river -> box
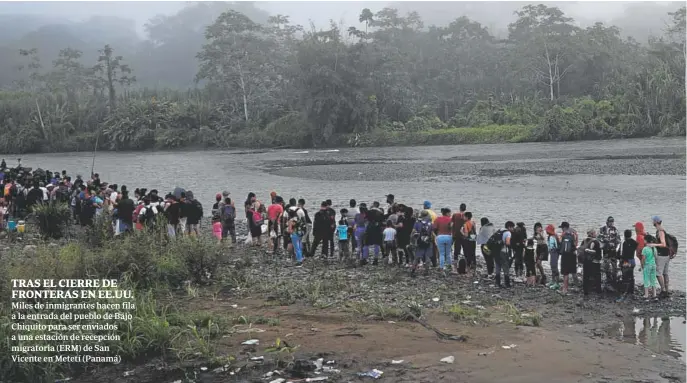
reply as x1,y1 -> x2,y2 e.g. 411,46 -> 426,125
8,137 -> 686,290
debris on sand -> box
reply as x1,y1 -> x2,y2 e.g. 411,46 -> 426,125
391,359 -> 404,364
502,344 -> 517,350
242,339 -> 259,345
358,369 -> 384,379
440,356 -> 455,364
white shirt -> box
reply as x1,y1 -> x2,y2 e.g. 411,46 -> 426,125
383,227 -> 397,242
39,187 -> 48,201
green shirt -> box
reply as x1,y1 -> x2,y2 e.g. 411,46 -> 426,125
642,246 -> 656,265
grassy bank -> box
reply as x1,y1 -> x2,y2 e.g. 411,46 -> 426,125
0,221 -> 231,383
350,124 -> 536,147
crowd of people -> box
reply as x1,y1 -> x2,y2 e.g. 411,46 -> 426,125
0,160 -> 679,302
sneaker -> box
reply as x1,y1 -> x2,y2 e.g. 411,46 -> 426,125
295,262 -> 303,268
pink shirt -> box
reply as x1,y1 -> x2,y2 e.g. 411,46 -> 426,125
267,204 -> 284,221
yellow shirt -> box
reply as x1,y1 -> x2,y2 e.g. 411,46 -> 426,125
424,209 -> 437,223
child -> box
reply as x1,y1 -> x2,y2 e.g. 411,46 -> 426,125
383,220 -> 398,264
337,214 -> 350,259
524,238 -> 536,286
618,229 -> 637,301
640,234 -> 658,300
212,214 -> 222,243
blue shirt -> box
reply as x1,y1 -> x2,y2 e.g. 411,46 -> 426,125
337,224 -> 348,240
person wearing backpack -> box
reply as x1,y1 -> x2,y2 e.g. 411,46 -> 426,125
220,197 -> 237,244
476,217 -> 496,277
581,228 -> 602,297
618,229 -> 637,302
411,210 -> 434,277
646,216 -> 676,298
511,222 -> 527,281
185,191 -> 203,236
598,216 -> 621,289
245,193 -> 263,246
558,221 -> 578,295
287,208 -> 305,267
491,221 -> 515,288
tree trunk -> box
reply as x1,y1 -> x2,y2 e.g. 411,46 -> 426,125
545,44 -> 554,102
236,60 -> 249,122
106,58 -> 116,110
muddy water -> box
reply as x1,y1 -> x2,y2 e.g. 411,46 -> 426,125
605,316 -> 686,361
12,137 -> 686,289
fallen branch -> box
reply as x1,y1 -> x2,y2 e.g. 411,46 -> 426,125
408,312 -> 468,342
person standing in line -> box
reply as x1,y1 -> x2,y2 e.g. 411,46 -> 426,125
640,234 -> 659,300
476,217 -> 496,278
461,212 -> 477,274
451,203 -> 466,259
546,224 -> 561,289
533,223 -> 548,286
646,216 -> 673,298
434,208 -> 455,273
558,221 -> 578,295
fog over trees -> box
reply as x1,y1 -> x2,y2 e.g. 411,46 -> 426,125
0,1 -> 684,153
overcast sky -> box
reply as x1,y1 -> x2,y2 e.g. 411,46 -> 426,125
0,1 -> 680,36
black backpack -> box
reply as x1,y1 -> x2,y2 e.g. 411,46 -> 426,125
664,232 -> 678,257
222,205 -> 235,224
560,231 -> 576,254
487,230 -> 506,254
417,220 -> 433,249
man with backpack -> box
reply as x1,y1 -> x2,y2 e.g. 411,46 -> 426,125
411,210 -> 434,276
220,197 -> 237,244
184,191 -> 203,236
598,216 -> 621,289
487,221 -> 515,288
646,216 -> 677,298
558,221 -> 578,295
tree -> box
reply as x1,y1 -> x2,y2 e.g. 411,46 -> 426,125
508,5 -> 580,101
196,11 -> 277,124
93,45 -> 135,110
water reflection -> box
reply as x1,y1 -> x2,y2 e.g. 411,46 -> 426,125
606,316 -> 685,360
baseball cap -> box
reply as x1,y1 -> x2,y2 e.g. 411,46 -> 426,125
222,190 -> 229,197
651,216 -> 662,223
423,200 -> 431,209
559,221 -> 570,229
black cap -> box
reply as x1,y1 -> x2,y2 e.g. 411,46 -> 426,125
607,216 -> 614,222
321,201 -> 328,207
559,221 -> 570,229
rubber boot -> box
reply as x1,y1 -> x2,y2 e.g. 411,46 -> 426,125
495,274 -> 502,288
505,275 -> 512,288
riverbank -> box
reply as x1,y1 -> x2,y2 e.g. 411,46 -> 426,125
2,223 -> 685,383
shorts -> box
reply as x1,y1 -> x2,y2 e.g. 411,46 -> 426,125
655,256 -> 670,276
385,241 -> 397,251
561,252 -> 577,275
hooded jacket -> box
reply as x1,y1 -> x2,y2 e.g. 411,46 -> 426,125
634,222 -> 646,257
476,222 -> 496,245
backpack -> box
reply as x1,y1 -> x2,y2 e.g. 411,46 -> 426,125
664,232 -> 678,257
487,230 -> 506,254
222,205 -> 235,224
251,210 -> 264,226
417,221 -> 432,249
560,231 -> 576,254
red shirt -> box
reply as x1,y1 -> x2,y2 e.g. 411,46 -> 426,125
435,215 -> 452,235
267,204 -> 284,222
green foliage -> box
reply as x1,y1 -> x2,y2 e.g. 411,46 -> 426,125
0,5 -> 684,153
31,202 -> 72,239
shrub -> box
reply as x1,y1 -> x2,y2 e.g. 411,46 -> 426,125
31,202 -> 72,239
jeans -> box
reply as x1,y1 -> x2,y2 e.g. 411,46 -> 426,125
292,233 -> 303,262
437,235 -> 453,269
355,227 -> 366,258
363,244 -> 380,260
463,239 -> 477,270
222,222 -> 237,243
549,250 -> 560,281
494,249 -> 511,277
583,260 -> 602,295
481,245 -> 494,275
512,245 -> 524,276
